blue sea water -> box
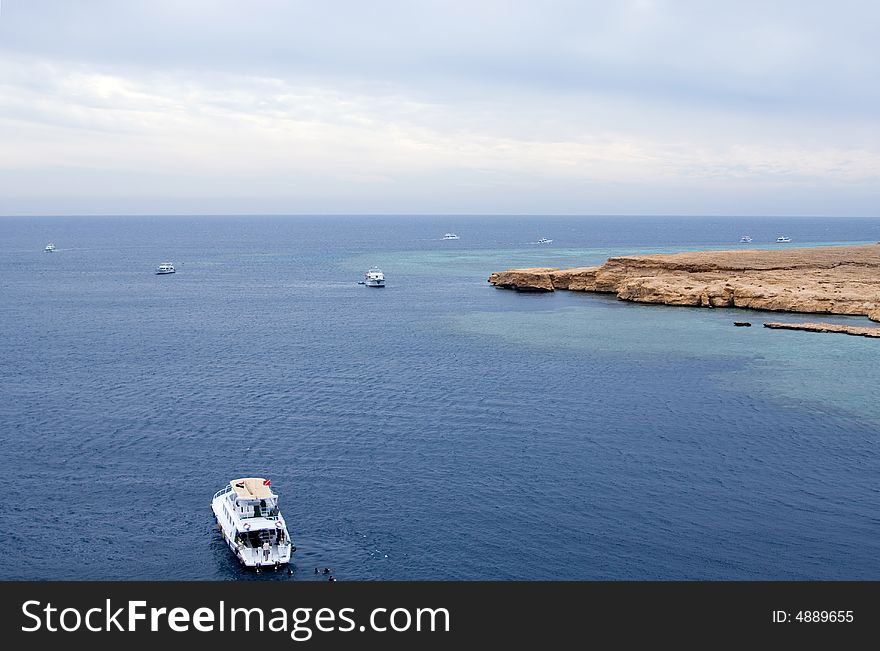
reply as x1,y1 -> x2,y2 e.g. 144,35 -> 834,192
0,214 -> 878,581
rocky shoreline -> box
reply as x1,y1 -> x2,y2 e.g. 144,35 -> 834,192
763,322 -> 880,338
489,244 -> 880,323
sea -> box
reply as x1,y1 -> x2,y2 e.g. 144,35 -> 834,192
1,214 -> 878,581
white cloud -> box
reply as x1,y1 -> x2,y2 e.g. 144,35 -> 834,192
1,1 -> 879,214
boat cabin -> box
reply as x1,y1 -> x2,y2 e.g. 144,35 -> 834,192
235,526 -> 288,549
228,477 -> 281,520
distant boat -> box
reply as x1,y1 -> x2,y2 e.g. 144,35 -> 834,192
156,262 -> 175,274
364,266 -> 385,287
739,236 -> 752,243
44,243 -> 56,252
442,233 -> 459,240
537,238 -> 553,244
776,236 -> 791,243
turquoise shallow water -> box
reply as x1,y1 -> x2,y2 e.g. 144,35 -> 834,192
346,239 -> 877,278
0,214 -> 878,580
451,300 -> 880,426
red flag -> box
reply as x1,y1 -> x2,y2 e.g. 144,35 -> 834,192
263,479 -> 271,486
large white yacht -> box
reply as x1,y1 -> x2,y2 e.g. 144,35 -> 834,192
537,237 -> 553,244
442,233 -> 459,240
776,236 -> 791,243
44,243 -> 56,252
364,266 -> 386,287
739,236 -> 752,243
156,262 -> 175,274
212,477 -> 295,569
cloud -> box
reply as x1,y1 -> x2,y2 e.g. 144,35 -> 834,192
0,0 -> 878,215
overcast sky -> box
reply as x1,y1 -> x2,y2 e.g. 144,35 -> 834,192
1,0 -> 878,216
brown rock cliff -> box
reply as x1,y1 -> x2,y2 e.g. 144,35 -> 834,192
489,244 -> 880,319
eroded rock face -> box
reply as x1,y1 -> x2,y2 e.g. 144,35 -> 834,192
551,267 -> 600,291
489,244 -> 880,318
487,268 -> 557,291
486,266 -> 601,292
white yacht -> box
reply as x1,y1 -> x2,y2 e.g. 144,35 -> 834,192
739,236 -> 752,243
364,266 -> 385,287
442,233 -> 460,240
537,238 -> 553,244
44,243 -> 56,252
776,236 -> 791,243
156,262 -> 175,274
212,477 -> 295,569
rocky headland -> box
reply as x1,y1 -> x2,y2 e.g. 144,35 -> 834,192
488,244 -> 880,322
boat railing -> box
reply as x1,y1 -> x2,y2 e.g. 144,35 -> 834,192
240,512 -> 281,521
212,485 -> 233,500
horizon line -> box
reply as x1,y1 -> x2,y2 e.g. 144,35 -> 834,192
2,212 -> 878,219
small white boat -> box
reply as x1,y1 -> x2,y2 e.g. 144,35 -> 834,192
212,478 -> 295,569
442,233 -> 460,240
537,238 -> 553,244
739,236 -> 752,243
364,266 -> 385,287
156,262 -> 175,274
44,243 -> 56,252
776,236 -> 791,243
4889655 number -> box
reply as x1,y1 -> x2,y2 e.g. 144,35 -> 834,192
795,610 -> 853,623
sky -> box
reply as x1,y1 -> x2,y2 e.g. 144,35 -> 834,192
0,0 -> 878,216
